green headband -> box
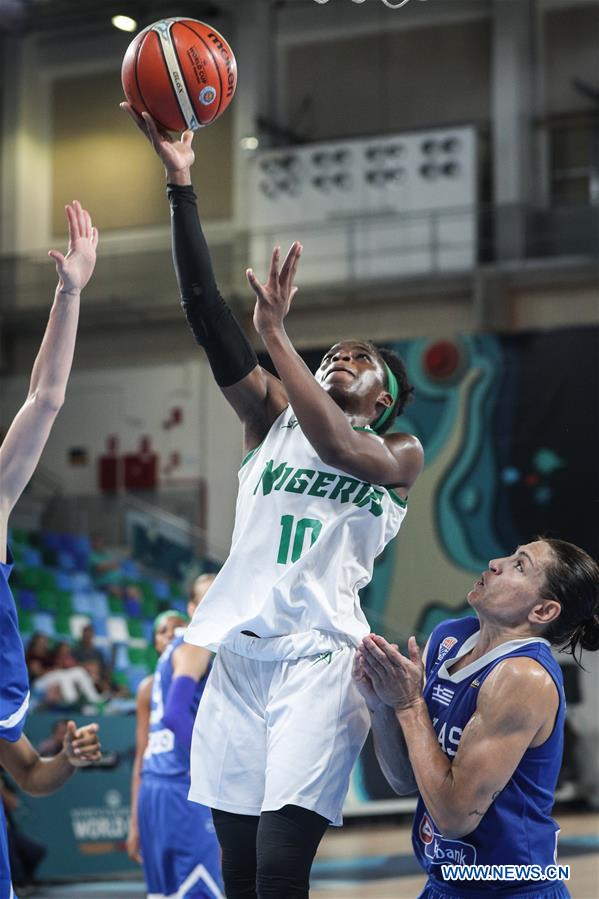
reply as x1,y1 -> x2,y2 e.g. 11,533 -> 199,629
153,609 -> 189,634
372,362 -> 399,433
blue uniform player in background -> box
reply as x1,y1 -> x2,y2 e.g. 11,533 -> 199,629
355,538 -> 599,898
128,576 -> 223,899
0,202 -> 102,899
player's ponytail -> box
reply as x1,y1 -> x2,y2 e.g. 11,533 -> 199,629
540,537 -> 599,666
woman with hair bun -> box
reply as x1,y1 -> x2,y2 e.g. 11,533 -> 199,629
356,537 -> 599,898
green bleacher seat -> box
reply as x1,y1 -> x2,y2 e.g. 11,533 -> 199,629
108,595 -> 124,615
56,591 -> 73,617
10,529 -> 29,546
37,590 -> 60,613
128,647 -> 148,666
55,613 -> 71,637
128,620 -> 144,639
17,610 -> 33,635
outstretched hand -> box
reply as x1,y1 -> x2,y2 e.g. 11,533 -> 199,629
120,102 -> 194,178
48,201 -> 98,294
62,720 -> 102,767
360,634 -> 425,710
247,242 -> 302,337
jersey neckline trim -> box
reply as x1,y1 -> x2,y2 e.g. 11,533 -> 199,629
438,631 -> 552,683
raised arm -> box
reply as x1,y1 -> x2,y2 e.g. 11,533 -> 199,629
248,248 -> 423,485
361,635 -> 559,839
0,202 -> 98,555
127,674 -> 152,863
0,721 -> 101,796
120,104 -> 288,453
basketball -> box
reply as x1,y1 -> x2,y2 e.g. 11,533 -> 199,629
121,18 -> 237,132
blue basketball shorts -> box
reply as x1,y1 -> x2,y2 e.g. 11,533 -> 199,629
138,776 -> 224,898
419,877 -> 571,899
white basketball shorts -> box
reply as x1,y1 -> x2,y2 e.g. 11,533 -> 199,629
188,634 -> 370,826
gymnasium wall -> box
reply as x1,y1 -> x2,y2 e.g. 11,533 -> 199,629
51,70 -> 233,235
285,20 -> 492,139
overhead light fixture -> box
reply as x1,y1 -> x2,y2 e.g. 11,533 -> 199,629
240,136 -> 259,151
112,14 -> 138,33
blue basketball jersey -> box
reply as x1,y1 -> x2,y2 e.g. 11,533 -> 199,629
1,548 -> 30,899
142,633 -> 210,783
412,617 -> 566,892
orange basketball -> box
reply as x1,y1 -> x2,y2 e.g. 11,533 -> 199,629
121,18 -> 237,132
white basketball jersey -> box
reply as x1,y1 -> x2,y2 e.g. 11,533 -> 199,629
185,406 -> 407,656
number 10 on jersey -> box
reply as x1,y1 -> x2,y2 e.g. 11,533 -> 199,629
277,515 -> 323,564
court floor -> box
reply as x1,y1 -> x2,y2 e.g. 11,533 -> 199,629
32,809 -> 598,899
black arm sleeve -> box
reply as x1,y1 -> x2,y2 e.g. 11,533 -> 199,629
167,183 -> 258,388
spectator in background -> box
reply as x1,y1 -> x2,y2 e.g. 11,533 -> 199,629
72,624 -> 109,680
89,533 -> 121,587
24,634 -> 53,682
36,720 -> 69,758
32,642 -> 107,709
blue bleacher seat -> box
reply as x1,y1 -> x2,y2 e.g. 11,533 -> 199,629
120,559 -> 140,578
55,571 -> 74,591
88,591 -> 109,618
151,579 -> 170,600
91,616 -> 109,638
57,550 -> 77,571
124,598 -> 142,619
23,547 -> 42,567
72,592 -> 94,615
41,532 -> 62,551
18,589 -> 38,612
113,644 -> 130,671
71,572 -> 93,591
31,612 -> 56,637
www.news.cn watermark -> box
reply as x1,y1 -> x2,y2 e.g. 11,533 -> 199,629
313,0 -> 428,10
441,864 -> 570,882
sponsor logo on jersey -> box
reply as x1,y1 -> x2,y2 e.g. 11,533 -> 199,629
280,416 -> 300,429
419,812 -> 434,845
470,678 -> 481,688
437,636 -> 458,661
431,683 -> 455,706
253,457 -> 387,517
423,830 -> 477,866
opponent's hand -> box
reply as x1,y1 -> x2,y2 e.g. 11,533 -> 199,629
48,201 -> 98,294
352,648 -> 386,713
62,720 -> 102,767
247,242 -> 302,337
120,102 -> 194,177
360,634 -> 424,711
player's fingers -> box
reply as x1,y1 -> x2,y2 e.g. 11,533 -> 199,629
279,242 -> 299,285
267,246 -> 280,288
120,102 -> 148,136
408,636 -> 422,667
48,250 -> 65,267
73,200 -> 87,237
91,226 -> 99,249
372,634 -> 406,667
363,635 -> 395,670
287,243 -> 302,285
65,203 -> 79,241
181,130 -> 194,146
289,286 -> 299,305
246,268 -> 263,295
142,111 -> 167,149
